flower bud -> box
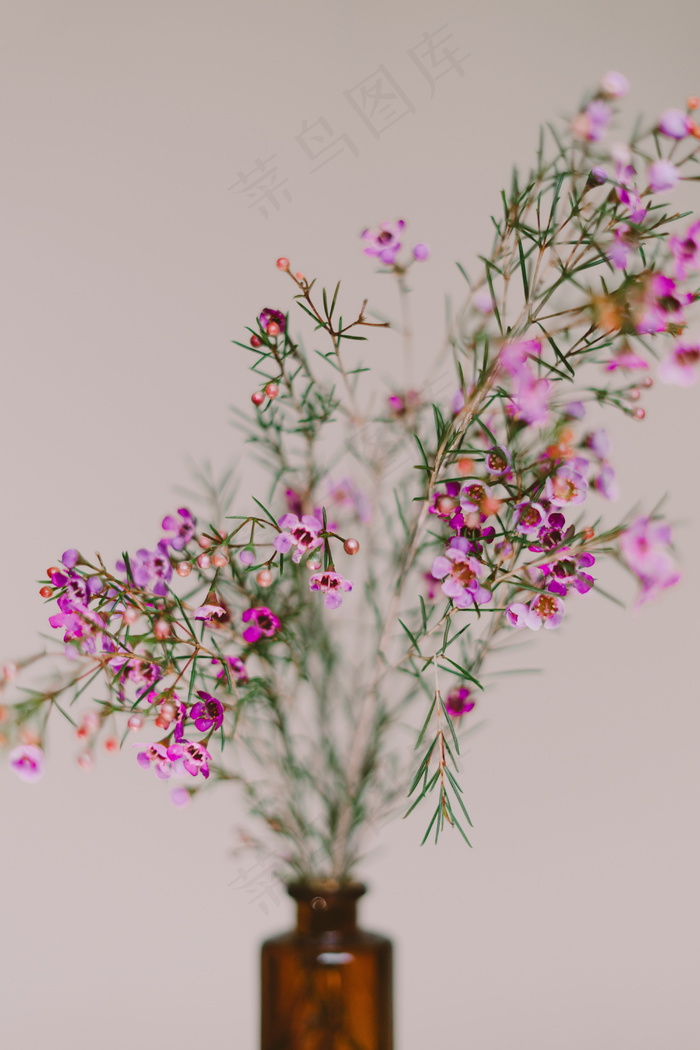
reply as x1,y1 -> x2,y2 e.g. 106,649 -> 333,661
250,334 -> 262,348
343,538 -> 360,555
251,391 -> 265,406
307,559 -> 321,572
153,619 -> 170,640
265,382 -> 279,399
122,607 -> 139,625
435,495 -> 458,516
39,586 -> 53,598
642,377 -> 653,388
266,321 -> 281,337
627,388 -> 641,401
104,737 -> 119,753
127,715 -> 144,731
276,257 -> 290,271
176,561 -> 192,577
77,752 -> 93,771
197,553 -> 211,569
582,528 -> 595,541
687,96 -> 700,111
632,407 -> 646,420
256,569 -> 273,588
295,272 -> 305,282
197,535 -> 212,549
457,457 -> 474,476
46,566 -> 60,577
212,550 -> 229,568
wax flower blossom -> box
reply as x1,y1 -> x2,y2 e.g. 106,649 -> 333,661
258,308 -> 286,334
506,592 -> 566,631
360,220 -> 405,265
619,517 -> 681,607
545,466 -> 589,507
648,160 -> 680,193
241,607 -> 281,644
658,109 -> 691,139
135,743 -> 173,780
161,508 -> 196,551
116,542 -> 172,597
167,741 -> 212,779
658,343 -> 700,386
633,273 -> 693,335
431,538 -> 491,609
190,692 -> 225,732
309,571 -> 353,609
444,687 -> 475,718
9,744 -> 45,782
668,220 -> 700,280
273,514 -> 324,562
212,656 -> 248,684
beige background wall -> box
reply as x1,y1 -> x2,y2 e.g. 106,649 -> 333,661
2,1 -> 699,1047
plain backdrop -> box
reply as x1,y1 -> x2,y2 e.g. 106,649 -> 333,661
2,2 -> 699,1048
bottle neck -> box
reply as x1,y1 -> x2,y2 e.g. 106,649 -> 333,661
288,881 -> 366,936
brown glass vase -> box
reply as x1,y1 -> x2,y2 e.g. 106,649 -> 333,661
260,881 -> 393,1050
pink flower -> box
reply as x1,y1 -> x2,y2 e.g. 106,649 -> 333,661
620,517 -> 681,607
545,466 -> 589,507
274,514 -> 324,563
361,220 -> 405,265
161,508 -> 196,551
444,687 -> 475,718
9,744 -> 45,783
485,446 -> 511,476
506,592 -> 565,631
258,308 -> 286,334
607,224 -> 633,270
600,71 -> 629,99
669,220 -> 700,280
212,656 -> 248,685
658,343 -> 700,387
431,538 -> 491,609
635,273 -> 692,335
242,607 -> 281,644
135,743 -> 173,780
648,160 -> 680,193
572,100 -> 611,142
658,109 -> 690,139
498,339 -> 542,377
167,740 -> 212,779
604,346 -> 648,372
514,502 -> 547,539
309,570 -> 353,609
508,365 -> 551,426
194,602 -> 228,622
413,243 -> 430,261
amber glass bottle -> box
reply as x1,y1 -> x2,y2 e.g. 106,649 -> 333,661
260,881 -> 393,1050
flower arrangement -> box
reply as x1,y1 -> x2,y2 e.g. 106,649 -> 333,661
3,74 -> 698,883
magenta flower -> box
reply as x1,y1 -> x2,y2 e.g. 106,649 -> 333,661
194,601 -> 228,622
116,541 -> 172,597
607,223 -> 633,270
361,220 -> 405,265
431,538 -> 491,609
167,740 -> 212,779
669,220 -> 700,280
590,166 -> 608,184
619,517 -> 681,607
135,743 -> 173,780
9,744 -> 45,783
658,109 -> 690,139
309,570 -> 353,609
514,502 -> 547,539
49,606 -> 106,655
614,150 -> 647,224
528,510 -> 567,553
258,308 -> 286,334
507,364 -> 551,426
161,508 -> 196,551
413,243 -> 430,261
325,477 -> 372,524
485,446 -> 511,476
242,606 -> 281,643
498,338 -> 541,377
506,593 -> 565,631
212,656 -> 248,684
593,464 -> 619,501
648,160 -> 680,193
444,687 -> 475,718
635,273 -> 692,335
658,343 -> 700,387
190,692 -> 224,732
544,552 -> 596,596
545,466 -> 589,507
572,100 -> 611,142
600,71 -> 629,99
604,346 -> 649,372
274,513 -> 324,563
